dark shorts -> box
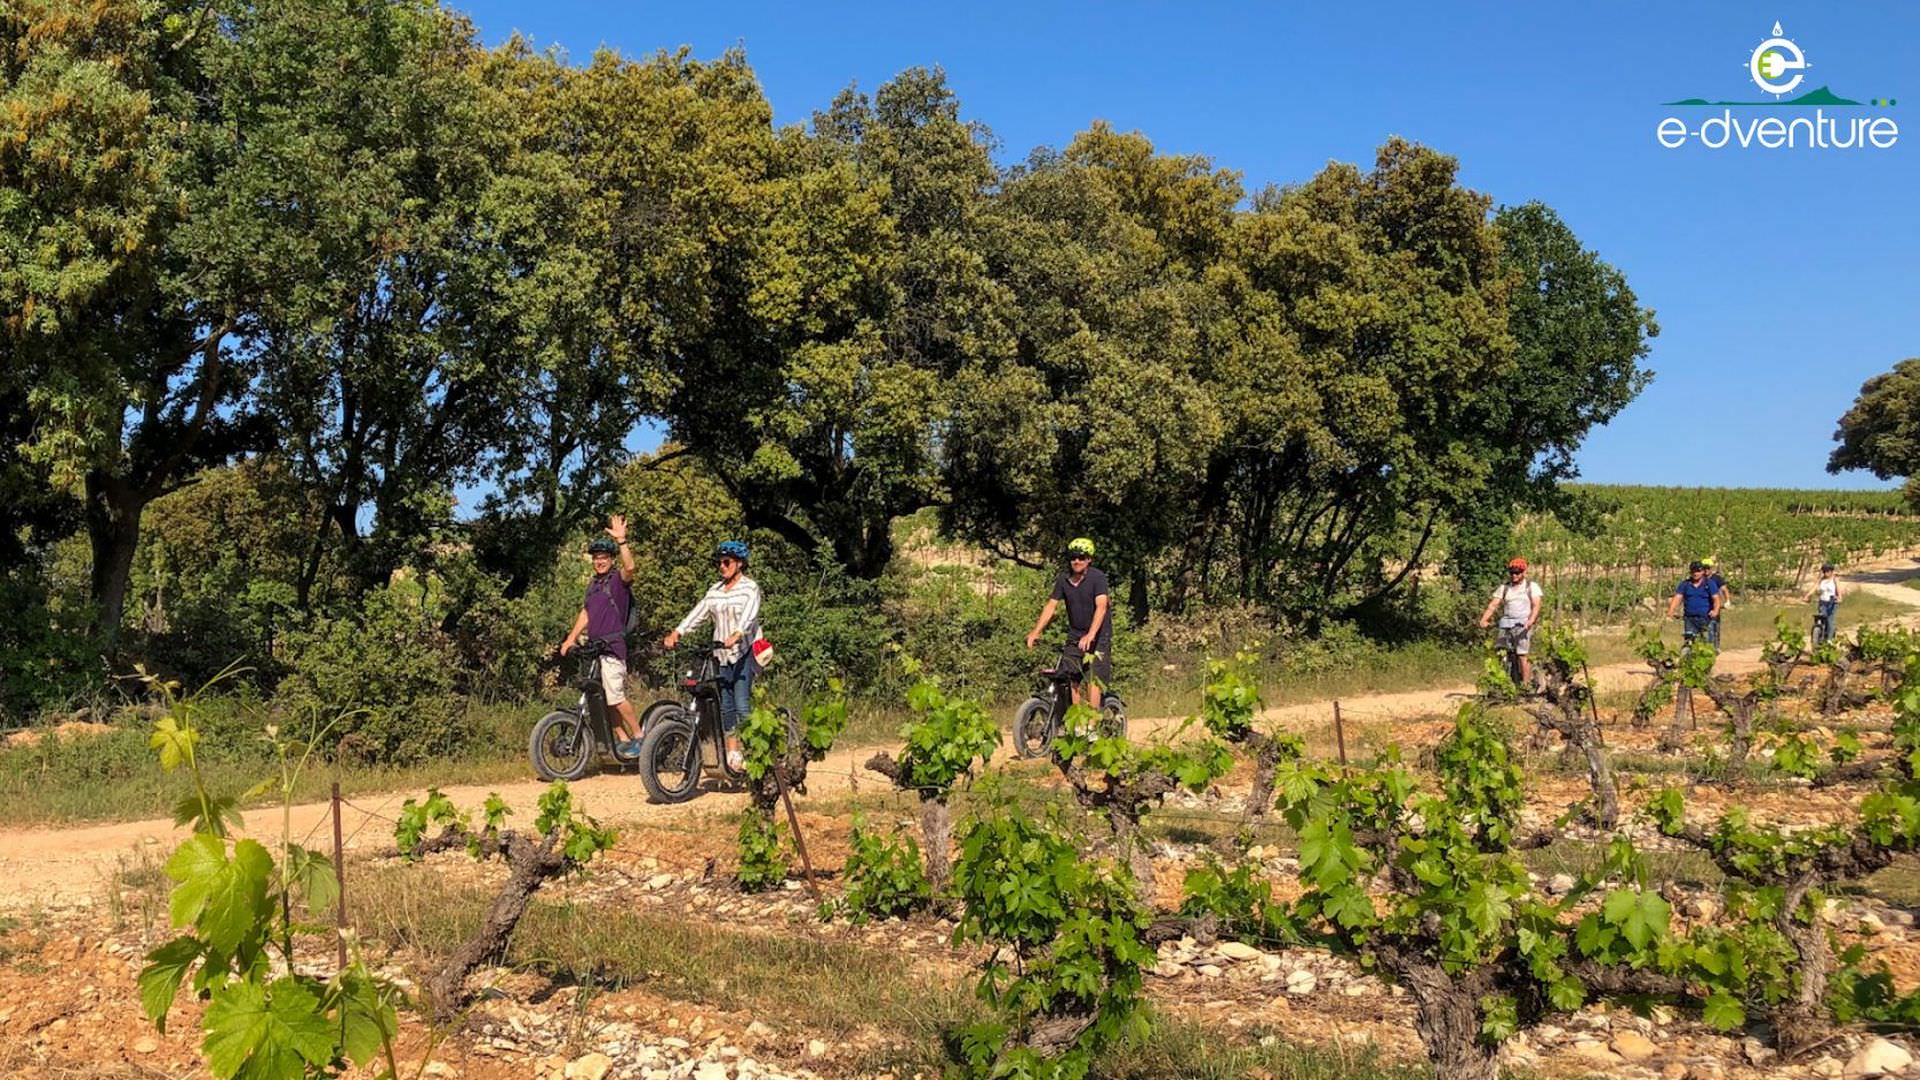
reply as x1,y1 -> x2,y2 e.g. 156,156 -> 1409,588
1682,614 -> 1712,642
1056,642 -> 1113,687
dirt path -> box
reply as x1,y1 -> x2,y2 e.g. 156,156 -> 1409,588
6,559 -> 1918,911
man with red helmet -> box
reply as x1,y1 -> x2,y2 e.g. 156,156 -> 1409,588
1478,557 -> 1542,685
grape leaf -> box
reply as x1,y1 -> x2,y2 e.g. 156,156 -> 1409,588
137,936 -> 203,1030
202,977 -> 336,1079
285,844 -> 339,917
149,716 -> 199,773
167,835 -> 273,953
1603,889 -> 1671,952
1701,991 -> 1746,1030
334,970 -> 397,1067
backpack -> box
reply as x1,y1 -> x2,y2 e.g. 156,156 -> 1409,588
1496,581 -> 1536,627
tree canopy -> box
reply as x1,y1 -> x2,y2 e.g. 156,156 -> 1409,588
2,0 -> 1657,707
1829,358 -> 1920,507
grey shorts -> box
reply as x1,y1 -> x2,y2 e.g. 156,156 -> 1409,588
1498,622 -> 1532,656
1057,643 -> 1114,687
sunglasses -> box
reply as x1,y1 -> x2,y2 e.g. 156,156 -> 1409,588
1508,568 -> 1524,574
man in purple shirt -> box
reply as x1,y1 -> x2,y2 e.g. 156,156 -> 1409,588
560,515 -> 641,753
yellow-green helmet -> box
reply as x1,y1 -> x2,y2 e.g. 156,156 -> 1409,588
1065,537 -> 1096,558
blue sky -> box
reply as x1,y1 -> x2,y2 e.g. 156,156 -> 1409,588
458,1 -> 1918,490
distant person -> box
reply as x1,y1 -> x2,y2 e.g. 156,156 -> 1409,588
663,540 -> 762,773
1025,538 -> 1112,709
1478,558 -> 1542,685
558,515 -> 642,754
1667,560 -> 1723,647
1702,556 -> 1730,647
1808,562 -> 1842,646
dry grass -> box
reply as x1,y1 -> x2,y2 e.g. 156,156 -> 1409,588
345,862 -> 1424,1079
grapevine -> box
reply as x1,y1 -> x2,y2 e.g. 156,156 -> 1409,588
864,663 -> 1001,892
951,807 -> 1153,1079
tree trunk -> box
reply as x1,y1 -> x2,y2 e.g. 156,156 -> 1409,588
1771,874 -> 1833,1060
1128,563 -> 1150,625
1240,731 -> 1283,833
426,830 -> 565,1021
84,471 -> 148,646
1110,810 -> 1155,904
1528,697 -> 1618,830
1397,959 -> 1501,1080
1580,736 -> 1620,829
1701,683 -> 1753,762
920,795 -> 952,893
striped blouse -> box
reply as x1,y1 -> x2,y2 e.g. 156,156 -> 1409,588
673,576 -> 763,664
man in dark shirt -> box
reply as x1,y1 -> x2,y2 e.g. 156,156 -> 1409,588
1025,537 -> 1112,708
1666,560 -> 1723,647
560,514 -> 642,754
1701,556 -> 1729,648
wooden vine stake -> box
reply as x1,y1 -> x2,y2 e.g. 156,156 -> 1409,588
776,771 -> 821,903
331,781 -> 347,972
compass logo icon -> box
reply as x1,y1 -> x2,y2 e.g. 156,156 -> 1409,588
1749,21 -> 1808,97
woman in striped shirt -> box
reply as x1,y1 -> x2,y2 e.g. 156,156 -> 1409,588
662,539 -> 761,771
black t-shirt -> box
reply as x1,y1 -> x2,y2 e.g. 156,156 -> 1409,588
1051,568 -> 1113,648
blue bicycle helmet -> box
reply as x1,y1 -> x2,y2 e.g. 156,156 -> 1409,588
715,539 -> 750,563
586,537 -> 619,556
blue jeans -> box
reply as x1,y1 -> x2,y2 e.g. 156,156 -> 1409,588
716,659 -> 755,734
1816,600 -> 1838,642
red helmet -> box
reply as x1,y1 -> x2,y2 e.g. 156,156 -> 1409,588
1507,558 -> 1528,571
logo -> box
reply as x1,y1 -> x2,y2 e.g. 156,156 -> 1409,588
1655,21 -> 1898,150
1749,23 -> 1808,97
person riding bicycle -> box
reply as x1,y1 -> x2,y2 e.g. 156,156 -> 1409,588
1478,557 -> 1541,685
1808,562 -> 1842,645
1025,538 -> 1112,709
1667,560 -> 1723,646
662,540 -> 762,773
1702,556 -> 1730,647
558,514 -> 643,755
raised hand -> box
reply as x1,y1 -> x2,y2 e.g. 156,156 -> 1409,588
607,513 -> 628,544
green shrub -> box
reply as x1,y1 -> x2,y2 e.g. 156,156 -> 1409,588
1178,857 -> 1291,945
436,553 -> 551,702
952,807 -> 1153,1078
0,572 -> 98,724
278,584 -> 463,764
830,820 -> 931,923
736,811 -> 788,892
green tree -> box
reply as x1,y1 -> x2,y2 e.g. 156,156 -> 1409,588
243,0 -> 532,603
1,0 -> 271,644
665,67 -> 1014,579
465,44 -> 771,598
944,125 -> 1236,620
1446,202 -> 1656,592
128,459 -> 322,683
1828,357 -> 1920,507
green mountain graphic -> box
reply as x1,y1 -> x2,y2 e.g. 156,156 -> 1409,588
1663,85 -> 1865,106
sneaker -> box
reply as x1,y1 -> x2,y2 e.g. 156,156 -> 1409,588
617,739 -> 642,758
726,747 -> 745,772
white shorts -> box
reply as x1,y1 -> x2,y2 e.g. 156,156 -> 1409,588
599,657 -> 628,706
